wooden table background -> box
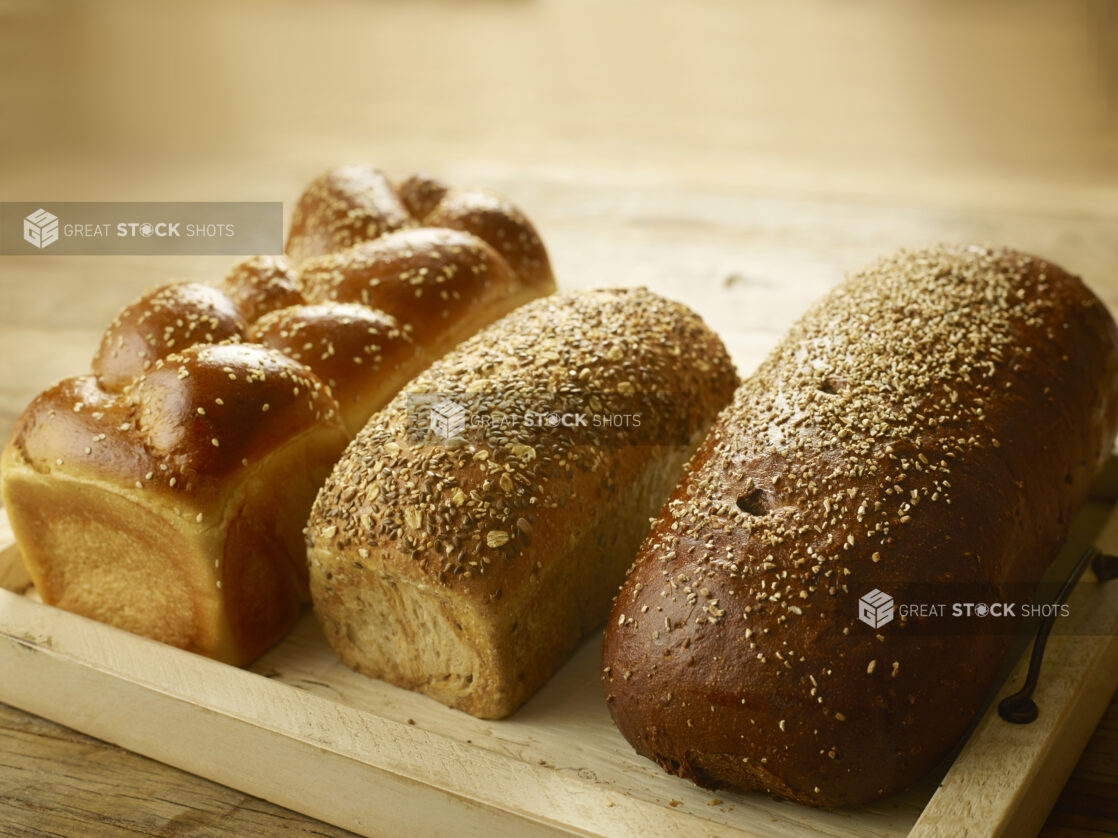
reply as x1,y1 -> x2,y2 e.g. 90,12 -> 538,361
1,0 -> 1116,835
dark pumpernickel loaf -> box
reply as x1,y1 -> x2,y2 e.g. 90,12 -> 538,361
601,245 -> 1118,808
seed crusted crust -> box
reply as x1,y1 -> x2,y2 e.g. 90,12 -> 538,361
307,288 -> 739,717
602,245 -> 1118,808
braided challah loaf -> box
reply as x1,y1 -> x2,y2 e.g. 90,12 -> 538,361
1,167 -> 555,665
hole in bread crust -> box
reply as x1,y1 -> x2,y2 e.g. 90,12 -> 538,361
736,488 -> 767,516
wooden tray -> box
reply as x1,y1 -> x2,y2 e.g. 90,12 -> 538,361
1,485 -> 1116,838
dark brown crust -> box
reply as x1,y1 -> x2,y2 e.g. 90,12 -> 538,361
602,246 -> 1118,809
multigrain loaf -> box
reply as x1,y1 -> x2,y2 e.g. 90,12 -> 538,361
306,288 -> 739,718
1,167 -> 554,665
602,245 -> 1118,808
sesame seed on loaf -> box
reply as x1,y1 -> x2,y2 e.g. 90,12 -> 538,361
2,166 -> 556,666
2,342 -> 348,664
603,245 -> 1118,809
91,169 -> 556,436
286,167 -> 554,294
306,288 -> 739,718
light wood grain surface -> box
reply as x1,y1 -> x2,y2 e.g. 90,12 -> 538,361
1,0 -> 1117,835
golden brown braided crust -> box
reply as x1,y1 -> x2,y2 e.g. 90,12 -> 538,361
2,167 -> 555,665
286,167 -> 554,295
93,169 -> 555,434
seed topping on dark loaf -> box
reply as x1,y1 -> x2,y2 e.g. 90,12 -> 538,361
602,244 -> 1118,808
